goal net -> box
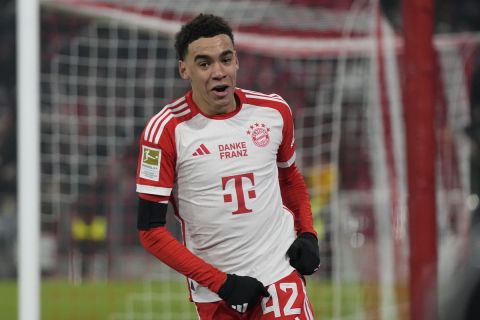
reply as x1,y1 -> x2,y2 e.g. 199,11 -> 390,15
37,0 -> 479,319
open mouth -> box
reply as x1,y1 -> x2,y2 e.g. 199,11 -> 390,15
212,85 -> 229,93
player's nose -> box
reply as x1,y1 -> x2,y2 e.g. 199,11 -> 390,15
211,62 -> 226,79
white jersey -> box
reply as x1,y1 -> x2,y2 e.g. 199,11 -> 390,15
136,88 -> 297,302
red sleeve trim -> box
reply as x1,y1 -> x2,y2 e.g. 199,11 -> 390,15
139,227 -> 227,293
278,164 -> 317,236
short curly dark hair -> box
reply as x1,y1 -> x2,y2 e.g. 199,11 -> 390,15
174,13 -> 234,60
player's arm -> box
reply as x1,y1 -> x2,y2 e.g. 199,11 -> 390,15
279,165 -> 320,275
137,194 -> 226,292
137,194 -> 268,310
278,164 -> 316,235
135,122 -> 226,289
275,99 -> 320,275
279,165 -> 320,276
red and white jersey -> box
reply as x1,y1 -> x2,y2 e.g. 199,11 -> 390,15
136,88 -> 297,302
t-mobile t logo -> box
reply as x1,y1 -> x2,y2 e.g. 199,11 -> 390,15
221,173 -> 256,214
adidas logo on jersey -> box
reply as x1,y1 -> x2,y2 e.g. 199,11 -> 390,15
192,144 -> 211,156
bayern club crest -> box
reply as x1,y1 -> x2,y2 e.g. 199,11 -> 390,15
246,122 -> 271,147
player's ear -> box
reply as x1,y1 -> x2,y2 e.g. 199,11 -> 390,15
178,60 -> 190,80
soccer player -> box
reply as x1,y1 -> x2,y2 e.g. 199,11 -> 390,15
136,13 -> 320,319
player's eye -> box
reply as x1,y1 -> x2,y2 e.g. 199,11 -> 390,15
198,61 -> 209,69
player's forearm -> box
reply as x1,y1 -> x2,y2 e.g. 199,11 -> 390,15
278,164 -> 317,236
139,227 -> 227,292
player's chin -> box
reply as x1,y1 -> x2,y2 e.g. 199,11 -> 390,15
210,93 -> 235,108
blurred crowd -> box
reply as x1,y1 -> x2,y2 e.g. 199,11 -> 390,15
0,0 -> 16,278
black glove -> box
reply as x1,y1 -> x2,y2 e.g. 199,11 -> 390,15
287,232 -> 320,275
218,274 -> 270,313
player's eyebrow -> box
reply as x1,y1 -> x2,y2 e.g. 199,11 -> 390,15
193,54 -> 211,62
219,50 -> 234,57
219,50 -> 234,58
193,50 -> 234,62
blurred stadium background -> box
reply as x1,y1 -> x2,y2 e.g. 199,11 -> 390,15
1,0 -> 480,319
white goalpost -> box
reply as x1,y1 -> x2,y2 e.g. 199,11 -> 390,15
16,0 -> 41,319
18,0 -> 479,319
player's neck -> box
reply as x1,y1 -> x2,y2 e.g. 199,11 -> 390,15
192,93 -> 237,116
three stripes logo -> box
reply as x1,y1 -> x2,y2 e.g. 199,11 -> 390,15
192,144 -> 211,156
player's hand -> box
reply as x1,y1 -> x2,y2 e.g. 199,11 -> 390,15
218,274 -> 270,313
287,232 -> 320,275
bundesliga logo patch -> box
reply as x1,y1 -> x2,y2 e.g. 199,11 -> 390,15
246,122 -> 270,147
139,146 -> 161,181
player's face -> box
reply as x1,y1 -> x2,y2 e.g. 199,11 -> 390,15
179,34 -> 239,116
